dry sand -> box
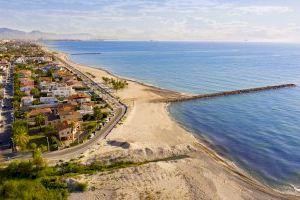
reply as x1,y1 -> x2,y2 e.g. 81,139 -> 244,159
45,48 -> 299,200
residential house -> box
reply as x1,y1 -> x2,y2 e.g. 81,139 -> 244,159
78,102 -> 95,115
27,107 -> 52,118
19,70 -> 32,78
39,78 -> 53,89
15,57 -> 26,64
56,121 -> 79,141
68,93 -> 91,104
20,78 -> 34,86
58,110 -> 82,123
0,59 -> 8,66
52,86 -> 75,97
20,81 -> 34,94
66,79 -> 83,88
57,103 -> 76,113
45,113 -> 60,126
40,97 -> 58,105
21,96 -> 34,107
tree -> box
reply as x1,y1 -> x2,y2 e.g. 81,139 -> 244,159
102,76 -> 110,84
30,88 -> 40,98
32,148 -> 46,168
43,125 -> 58,137
32,99 -> 40,105
93,106 -> 103,121
12,121 -> 28,135
34,114 -> 45,128
13,131 -> 30,150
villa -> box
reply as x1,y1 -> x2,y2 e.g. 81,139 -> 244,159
51,85 -> 75,97
68,93 -> 91,103
56,121 -> 80,141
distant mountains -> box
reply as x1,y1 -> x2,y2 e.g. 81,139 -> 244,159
0,28 -> 95,40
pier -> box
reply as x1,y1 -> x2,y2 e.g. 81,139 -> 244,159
153,83 -> 296,103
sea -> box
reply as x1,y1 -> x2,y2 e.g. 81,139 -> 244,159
45,41 -> 300,193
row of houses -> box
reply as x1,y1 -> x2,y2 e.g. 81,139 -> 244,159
16,59 -> 101,142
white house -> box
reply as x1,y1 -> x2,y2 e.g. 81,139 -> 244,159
52,86 -> 75,97
15,57 -> 26,64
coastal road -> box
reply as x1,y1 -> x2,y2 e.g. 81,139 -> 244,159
43,105 -> 126,160
43,54 -> 127,160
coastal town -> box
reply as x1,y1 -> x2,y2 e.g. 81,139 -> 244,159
0,40 -> 127,154
0,40 -> 299,200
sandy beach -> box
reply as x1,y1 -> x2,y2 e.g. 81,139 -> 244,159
43,47 -> 299,200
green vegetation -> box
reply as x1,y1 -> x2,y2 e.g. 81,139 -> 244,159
93,106 -> 103,121
12,121 -> 30,150
0,155 -> 137,199
30,87 -> 41,98
13,73 -> 26,110
102,76 -> 128,91
0,141 -> 189,200
0,149 -> 69,200
82,106 -> 107,122
34,113 -> 46,128
86,72 -> 96,78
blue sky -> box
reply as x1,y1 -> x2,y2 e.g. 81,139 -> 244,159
0,0 -> 299,41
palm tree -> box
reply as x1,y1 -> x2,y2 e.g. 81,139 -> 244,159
93,106 -> 102,121
34,114 -> 46,129
13,131 -> 30,150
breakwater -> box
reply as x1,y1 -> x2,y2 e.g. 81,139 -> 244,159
153,84 -> 296,103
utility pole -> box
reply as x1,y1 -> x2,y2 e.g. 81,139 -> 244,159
10,137 -> 15,153
46,137 -> 50,152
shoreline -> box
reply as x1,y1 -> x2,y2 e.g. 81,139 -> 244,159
43,45 -> 299,199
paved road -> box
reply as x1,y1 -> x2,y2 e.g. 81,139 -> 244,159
0,64 -> 14,153
43,56 -> 127,160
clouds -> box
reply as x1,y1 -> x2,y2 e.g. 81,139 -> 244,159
236,6 -> 292,15
0,0 -> 299,42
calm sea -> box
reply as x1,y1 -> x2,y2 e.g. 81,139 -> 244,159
45,41 -> 300,192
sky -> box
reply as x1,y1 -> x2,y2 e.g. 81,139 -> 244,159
0,0 -> 300,42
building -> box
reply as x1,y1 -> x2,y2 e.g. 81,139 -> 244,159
21,96 -> 34,107
68,93 -> 91,104
0,59 -> 8,66
52,86 -> 75,97
66,79 -> 84,88
56,121 -> 79,141
19,70 -> 32,78
20,78 -> 34,86
40,97 -> 58,104
20,82 -> 35,94
80,102 -> 95,111
57,103 -> 76,113
15,57 -> 26,64
58,110 -> 82,122
27,107 -> 52,118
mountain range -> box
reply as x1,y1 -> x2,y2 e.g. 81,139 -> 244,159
0,28 -> 94,40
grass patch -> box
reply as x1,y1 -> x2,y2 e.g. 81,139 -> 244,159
0,154 -> 189,199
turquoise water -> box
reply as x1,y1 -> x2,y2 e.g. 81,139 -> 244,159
45,41 -> 300,192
